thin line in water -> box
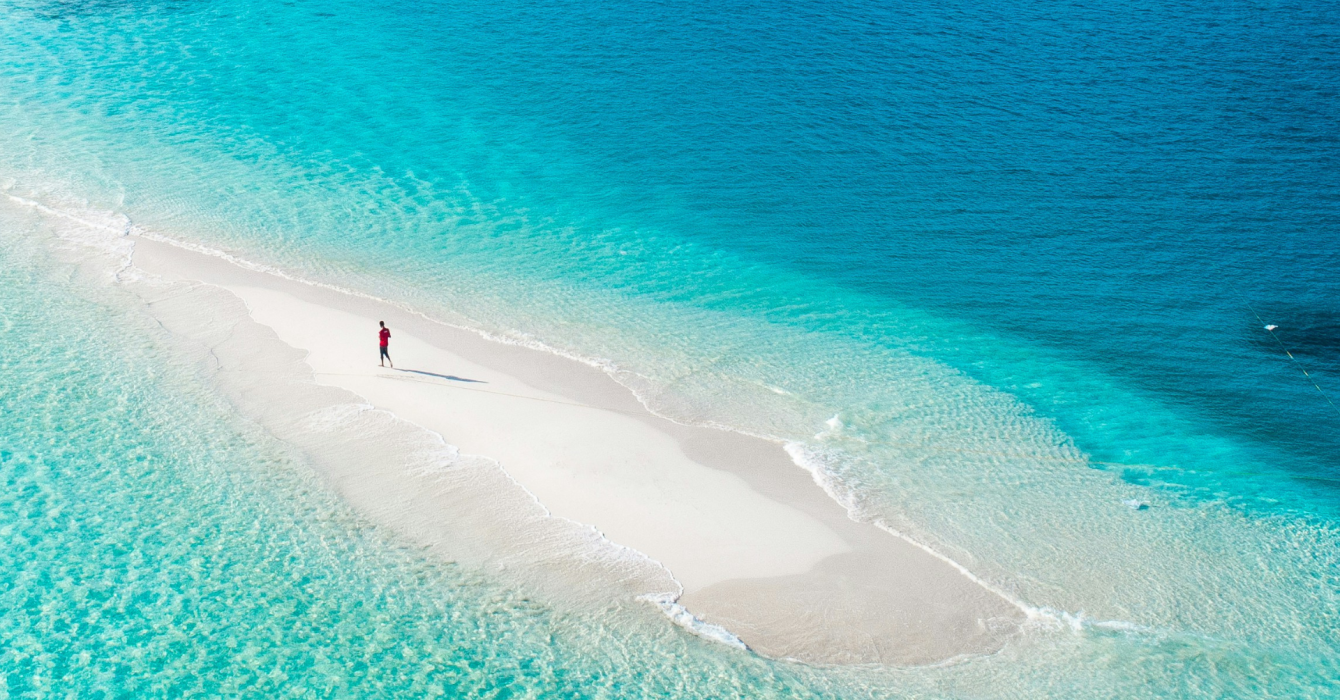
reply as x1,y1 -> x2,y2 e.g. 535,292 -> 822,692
1231,287 -> 1340,419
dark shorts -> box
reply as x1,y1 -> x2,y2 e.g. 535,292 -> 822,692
380,345 -> 390,357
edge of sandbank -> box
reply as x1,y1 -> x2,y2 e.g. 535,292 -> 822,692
126,225 -> 1026,665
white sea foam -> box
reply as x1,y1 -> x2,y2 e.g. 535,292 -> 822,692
639,593 -> 749,651
780,439 -> 1158,638
820,413 -> 843,437
2,189 -> 135,274
784,441 -> 1030,615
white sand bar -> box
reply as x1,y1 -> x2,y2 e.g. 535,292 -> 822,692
132,237 -> 1023,665
228,283 -> 848,591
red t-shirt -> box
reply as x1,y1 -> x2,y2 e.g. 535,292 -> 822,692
379,328 -> 391,346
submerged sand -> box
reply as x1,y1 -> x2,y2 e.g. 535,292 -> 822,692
130,236 -> 1023,665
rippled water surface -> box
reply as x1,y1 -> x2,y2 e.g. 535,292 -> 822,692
1,0 -> 1337,696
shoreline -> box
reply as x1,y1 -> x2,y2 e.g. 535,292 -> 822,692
129,234 -> 1023,665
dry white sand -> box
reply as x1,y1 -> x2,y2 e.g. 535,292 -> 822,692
130,236 -> 1023,665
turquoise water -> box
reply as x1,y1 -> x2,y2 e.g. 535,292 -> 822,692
1,0 -> 1337,696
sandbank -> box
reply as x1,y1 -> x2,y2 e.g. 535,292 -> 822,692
129,236 -> 1023,665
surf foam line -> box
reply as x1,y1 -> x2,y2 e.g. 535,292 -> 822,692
638,593 -> 749,652
1,191 -> 136,277
782,441 -> 1157,638
7,189 -> 1137,645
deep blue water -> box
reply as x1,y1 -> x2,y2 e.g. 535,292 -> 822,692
1,0 -> 1338,695
394,0 -> 1340,478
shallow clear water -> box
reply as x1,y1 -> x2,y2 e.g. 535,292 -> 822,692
0,0 -> 1337,696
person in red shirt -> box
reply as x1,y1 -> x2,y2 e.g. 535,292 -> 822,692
378,321 -> 393,367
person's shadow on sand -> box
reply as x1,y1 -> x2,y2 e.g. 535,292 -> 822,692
394,368 -> 487,384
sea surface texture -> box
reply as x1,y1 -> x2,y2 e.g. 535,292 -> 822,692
1,0 -> 1337,696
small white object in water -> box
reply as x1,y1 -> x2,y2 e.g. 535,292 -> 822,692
1265,325 -> 1278,331
1122,499 -> 1150,510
